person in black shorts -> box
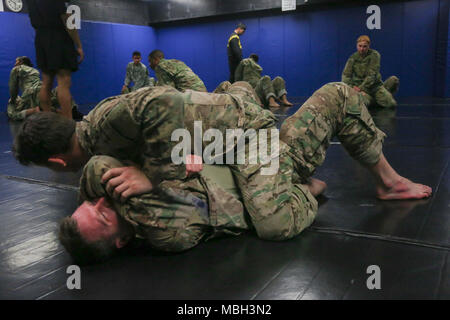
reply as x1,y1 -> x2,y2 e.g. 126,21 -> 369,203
25,0 -> 84,119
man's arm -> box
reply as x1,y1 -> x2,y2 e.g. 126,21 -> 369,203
341,56 -> 354,86
143,67 -> 150,87
359,52 -> 381,93
81,155 -> 208,253
123,63 -> 132,92
8,67 -> 19,102
139,90 -> 187,186
61,13 -> 84,63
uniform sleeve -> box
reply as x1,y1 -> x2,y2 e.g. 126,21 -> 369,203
234,61 -> 244,81
155,67 -> 176,88
341,56 -> 354,86
359,52 -> 381,92
229,37 -> 242,61
144,67 -> 150,87
8,67 -> 19,101
124,64 -> 132,86
139,91 -> 187,185
80,155 -> 206,253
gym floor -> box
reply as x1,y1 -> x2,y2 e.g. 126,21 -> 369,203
0,97 -> 448,300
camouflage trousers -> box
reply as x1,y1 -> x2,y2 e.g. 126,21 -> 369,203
214,77 -> 287,109
253,76 -> 288,108
7,86 -> 78,121
280,82 -> 386,179
223,82 -> 318,241
7,85 -> 41,121
361,76 -> 399,108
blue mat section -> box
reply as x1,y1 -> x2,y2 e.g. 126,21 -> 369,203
0,12 -> 156,111
1,0 -> 449,113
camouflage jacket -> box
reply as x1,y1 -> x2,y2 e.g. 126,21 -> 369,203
234,58 -> 262,87
124,62 -> 150,91
76,85 -> 277,186
7,65 -> 42,120
9,65 -> 41,100
79,156 -> 248,252
155,58 -> 207,92
341,49 -> 383,93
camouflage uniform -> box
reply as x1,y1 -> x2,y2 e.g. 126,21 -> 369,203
8,65 -> 41,121
76,83 -> 317,243
342,49 -> 399,108
7,64 -> 76,120
280,82 -> 386,179
75,82 -> 386,246
234,58 -> 288,108
124,62 -> 151,92
79,156 -> 248,252
155,58 -> 207,92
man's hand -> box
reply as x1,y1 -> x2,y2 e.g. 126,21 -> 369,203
102,166 -> 153,203
353,86 -> 361,92
77,47 -> 84,64
186,154 -> 203,176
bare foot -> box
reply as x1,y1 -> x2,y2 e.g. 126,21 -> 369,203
376,178 -> 432,200
268,97 -> 280,108
280,96 -> 293,106
307,178 -> 327,197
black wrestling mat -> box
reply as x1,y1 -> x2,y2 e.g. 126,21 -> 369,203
0,98 -> 448,300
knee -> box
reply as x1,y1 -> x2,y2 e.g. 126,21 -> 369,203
57,75 -> 72,88
253,209 -> 303,241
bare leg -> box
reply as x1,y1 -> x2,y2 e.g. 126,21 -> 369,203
39,72 -> 54,112
369,153 -> 432,200
307,178 -> 327,197
56,69 -> 73,119
268,96 -> 280,108
280,94 -> 293,106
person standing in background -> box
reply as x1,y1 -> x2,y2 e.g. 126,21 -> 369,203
227,23 -> 246,83
25,0 -> 84,119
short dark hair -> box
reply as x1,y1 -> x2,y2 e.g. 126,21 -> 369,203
59,217 -> 117,265
13,113 -> 76,165
149,49 -> 164,60
132,51 -> 141,57
18,56 -> 33,67
249,53 -> 259,63
237,23 -> 246,30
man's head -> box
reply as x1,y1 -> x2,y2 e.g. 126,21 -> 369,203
15,56 -> 33,67
249,53 -> 259,63
132,51 -> 142,65
356,35 -> 370,56
59,197 -> 134,265
13,112 -> 85,172
148,49 -> 164,70
235,23 -> 246,36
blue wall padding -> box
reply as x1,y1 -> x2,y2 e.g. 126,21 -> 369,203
447,4 -> 450,97
156,0 -> 442,97
0,12 -> 156,111
1,0 -> 449,114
